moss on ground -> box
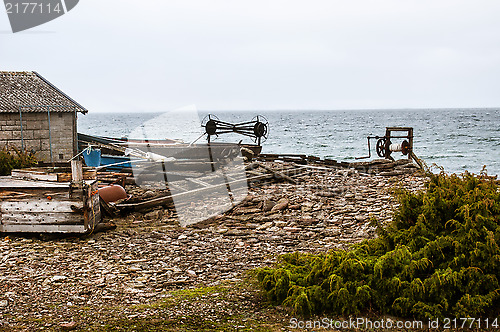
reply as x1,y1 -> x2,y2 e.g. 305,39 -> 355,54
34,279 -> 288,332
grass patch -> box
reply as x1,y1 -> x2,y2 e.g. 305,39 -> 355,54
169,285 -> 229,300
79,281 -> 285,331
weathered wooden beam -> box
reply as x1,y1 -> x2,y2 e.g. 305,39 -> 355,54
0,224 -> 87,233
10,170 -> 58,181
10,169 -> 96,182
0,200 -> 83,213
1,212 -> 84,224
71,160 -> 83,182
256,163 -> 298,185
0,177 -> 69,189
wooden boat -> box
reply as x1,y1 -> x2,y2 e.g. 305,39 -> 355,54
77,133 -> 262,168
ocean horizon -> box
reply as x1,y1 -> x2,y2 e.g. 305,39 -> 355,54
78,108 -> 500,176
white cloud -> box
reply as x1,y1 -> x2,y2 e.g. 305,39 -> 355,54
1,0 -> 500,111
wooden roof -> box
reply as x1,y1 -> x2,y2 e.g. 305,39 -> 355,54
0,71 -> 88,114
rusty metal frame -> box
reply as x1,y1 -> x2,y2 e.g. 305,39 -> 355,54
385,127 -> 413,161
357,127 -> 414,161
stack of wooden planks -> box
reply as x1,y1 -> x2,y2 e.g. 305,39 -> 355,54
0,162 -> 101,234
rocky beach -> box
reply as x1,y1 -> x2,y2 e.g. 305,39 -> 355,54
2,0 -> 499,328
0,160 -> 426,331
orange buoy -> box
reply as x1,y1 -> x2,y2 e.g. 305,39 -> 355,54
98,184 -> 127,203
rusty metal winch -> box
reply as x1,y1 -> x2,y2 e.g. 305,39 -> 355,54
357,127 -> 423,168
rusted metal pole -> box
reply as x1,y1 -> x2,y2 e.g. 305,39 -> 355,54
47,106 -> 53,163
18,106 -> 24,150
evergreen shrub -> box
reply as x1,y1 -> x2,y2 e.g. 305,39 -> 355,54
0,147 -> 38,175
257,171 -> 500,319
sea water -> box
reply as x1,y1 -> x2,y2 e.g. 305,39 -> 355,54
78,108 -> 500,176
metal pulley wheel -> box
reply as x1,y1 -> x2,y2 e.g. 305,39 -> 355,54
401,140 -> 410,155
254,122 -> 267,138
205,120 -> 217,135
252,115 -> 269,143
376,138 -> 387,158
202,114 -> 220,136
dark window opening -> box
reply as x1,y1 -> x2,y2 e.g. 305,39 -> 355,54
59,153 -> 64,160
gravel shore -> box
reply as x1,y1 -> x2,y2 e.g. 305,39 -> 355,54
0,162 -> 426,331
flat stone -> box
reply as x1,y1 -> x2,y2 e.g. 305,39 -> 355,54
257,222 -> 273,230
262,200 -> 276,212
60,321 -> 77,330
271,199 -> 289,212
50,275 -> 67,282
355,215 -> 366,222
274,221 -> 288,227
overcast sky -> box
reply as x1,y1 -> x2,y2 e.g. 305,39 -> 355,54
1,0 -> 500,112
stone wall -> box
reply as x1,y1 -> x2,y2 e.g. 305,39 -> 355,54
0,112 -> 76,162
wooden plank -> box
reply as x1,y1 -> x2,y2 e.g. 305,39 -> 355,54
410,151 -> 425,170
1,212 -> 84,224
0,200 -> 83,213
257,163 -> 297,185
85,180 -> 101,229
10,170 -> 58,182
0,224 -> 86,233
0,177 -> 69,189
0,191 -> 34,199
10,169 -> 96,182
96,172 -> 132,177
71,160 -> 83,182
99,199 -> 116,217
57,171 -> 96,182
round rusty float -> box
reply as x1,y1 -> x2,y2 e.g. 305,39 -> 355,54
401,140 -> 410,155
98,184 -> 127,203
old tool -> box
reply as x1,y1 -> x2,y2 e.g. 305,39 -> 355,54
201,114 -> 269,145
357,127 -> 423,168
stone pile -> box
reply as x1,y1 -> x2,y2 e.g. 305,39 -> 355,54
346,158 -> 421,176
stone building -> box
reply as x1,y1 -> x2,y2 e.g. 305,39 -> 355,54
0,71 -> 88,162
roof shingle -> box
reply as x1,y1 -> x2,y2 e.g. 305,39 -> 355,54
0,71 -> 88,114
